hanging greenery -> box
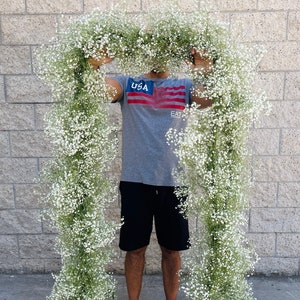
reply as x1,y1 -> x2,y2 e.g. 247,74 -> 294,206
37,4 -> 266,300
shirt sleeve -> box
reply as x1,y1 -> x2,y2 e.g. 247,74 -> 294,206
110,75 -> 129,103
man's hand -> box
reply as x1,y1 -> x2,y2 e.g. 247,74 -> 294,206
88,48 -> 114,70
189,48 -> 214,75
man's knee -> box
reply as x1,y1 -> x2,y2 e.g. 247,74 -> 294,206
126,246 -> 147,260
160,246 -> 180,260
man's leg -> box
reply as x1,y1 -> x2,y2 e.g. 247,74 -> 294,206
119,182 -> 156,299
125,246 -> 147,300
161,246 -> 181,300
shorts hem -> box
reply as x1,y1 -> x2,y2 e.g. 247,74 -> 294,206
158,242 -> 190,252
119,242 -> 149,252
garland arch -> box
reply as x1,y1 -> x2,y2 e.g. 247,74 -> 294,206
37,5 -> 266,300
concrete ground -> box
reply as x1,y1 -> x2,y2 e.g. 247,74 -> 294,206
0,274 -> 299,300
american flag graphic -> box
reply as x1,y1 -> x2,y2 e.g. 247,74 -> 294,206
126,78 -> 186,111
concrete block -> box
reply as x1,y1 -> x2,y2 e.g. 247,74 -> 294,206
247,233 -> 275,256
0,184 -> 15,209
0,76 -> 5,102
0,0 -> 25,13
180,248 -> 192,273
107,256 -> 124,274
288,11 -> 300,41
108,157 -> 122,178
278,182 -> 300,208
31,45 -> 44,75
249,129 -> 280,155
253,156 -> 300,182
19,234 -> 59,259
6,75 -> 52,103
277,233 -> 300,257
27,0 -> 82,14
84,0 -> 141,12
21,259 -> 46,274
2,15 -> 57,45
104,207 -> 121,224
15,184 -> 45,209
231,12 -> 287,42
254,72 -> 284,100
285,72 -> 300,100
258,0 -> 300,10
280,129 -> 300,155
200,0 -> 257,11
145,234 -> 161,274
55,15 -> 80,35
10,131 -> 52,158
38,158 -> 53,180
44,259 -> 62,273
106,235 -> 124,274
108,103 -> 122,128
208,11 -> 231,24
0,132 -> 10,157
258,42 -> 300,72
0,158 -> 38,184
0,235 -> 19,259
249,182 -> 277,208
254,101 -> 300,129
42,217 -> 58,234
0,104 -> 35,130
254,257 -> 299,276
143,0 -> 197,11
35,104 -> 53,130
0,209 -> 42,234
0,46 -> 31,74
175,0 -> 199,11
250,208 -> 300,233
0,259 -> 23,274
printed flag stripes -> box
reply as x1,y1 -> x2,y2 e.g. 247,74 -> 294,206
126,78 -> 187,110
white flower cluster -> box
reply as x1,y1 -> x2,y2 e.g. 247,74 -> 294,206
167,12 -> 266,300
37,4 -> 266,300
38,29 -> 120,298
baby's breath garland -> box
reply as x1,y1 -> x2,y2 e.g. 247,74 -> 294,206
36,10 -> 130,300
37,5 -> 266,300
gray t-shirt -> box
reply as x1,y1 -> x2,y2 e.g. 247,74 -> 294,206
114,74 -> 193,186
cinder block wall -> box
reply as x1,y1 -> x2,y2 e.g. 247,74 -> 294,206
0,0 -> 299,275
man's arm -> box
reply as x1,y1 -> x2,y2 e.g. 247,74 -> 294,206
191,86 -> 213,108
88,49 -> 123,102
189,48 -> 213,108
103,77 -> 123,102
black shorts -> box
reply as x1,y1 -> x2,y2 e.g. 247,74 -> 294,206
119,181 -> 190,252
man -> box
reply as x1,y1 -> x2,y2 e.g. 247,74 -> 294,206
89,48 -> 213,300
